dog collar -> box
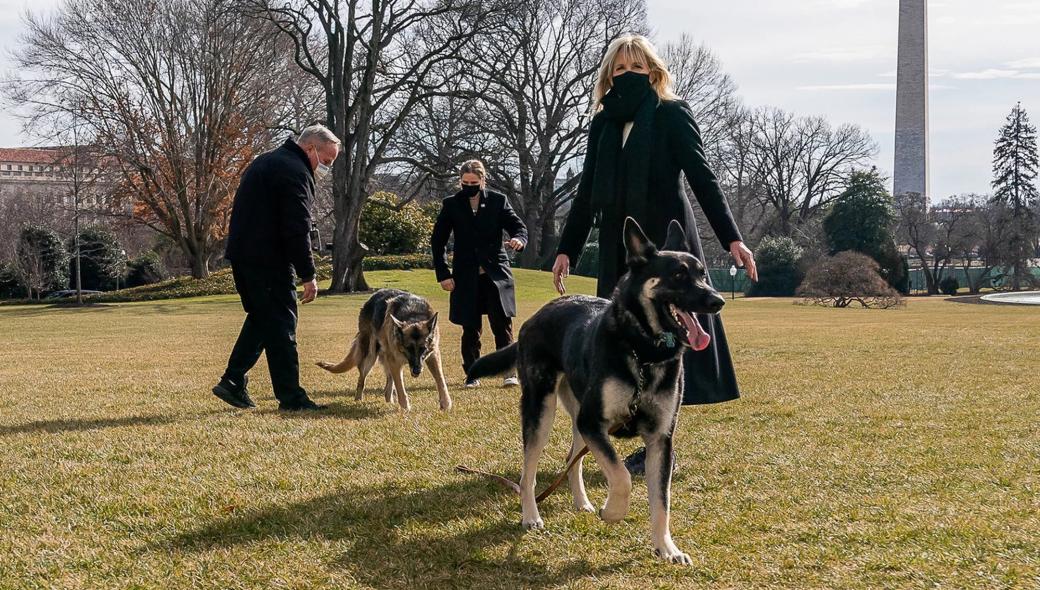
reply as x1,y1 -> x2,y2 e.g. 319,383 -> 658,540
656,333 -> 678,349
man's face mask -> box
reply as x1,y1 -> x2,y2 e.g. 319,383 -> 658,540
460,183 -> 481,198
311,146 -> 332,178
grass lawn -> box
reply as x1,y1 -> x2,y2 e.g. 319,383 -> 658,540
0,269 -> 1037,589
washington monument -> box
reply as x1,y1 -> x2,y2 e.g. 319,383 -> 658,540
894,0 -> 929,206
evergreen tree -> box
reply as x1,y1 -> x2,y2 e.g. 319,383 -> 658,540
16,224 -> 69,299
991,102 -> 1040,289
823,168 -> 907,292
67,226 -> 125,291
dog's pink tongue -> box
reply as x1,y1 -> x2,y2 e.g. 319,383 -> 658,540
678,311 -> 711,351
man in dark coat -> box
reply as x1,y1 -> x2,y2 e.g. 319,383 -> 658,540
430,161 -> 528,387
212,124 -> 340,411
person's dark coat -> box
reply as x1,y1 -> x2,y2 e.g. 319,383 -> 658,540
225,139 -> 316,282
557,98 -> 742,405
431,188 -> 528,326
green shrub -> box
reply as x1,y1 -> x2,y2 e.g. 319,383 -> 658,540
939,275 -> 960,296
125,251 -> 169,288
362,254 -> 433,271
17,224 -> 69,298
746,236 -> 803,297
68,226 -> 125,291
359,192 -> 435,255
0,262 -> 23,299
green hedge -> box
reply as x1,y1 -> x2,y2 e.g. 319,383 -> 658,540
363,254 -> 433,271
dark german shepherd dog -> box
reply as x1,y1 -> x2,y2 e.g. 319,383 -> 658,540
466,217 -> 725,564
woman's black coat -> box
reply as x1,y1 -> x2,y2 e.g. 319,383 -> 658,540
557,98 -> 743,405
431,188 -> 528,326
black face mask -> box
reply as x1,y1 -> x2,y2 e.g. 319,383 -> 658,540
460,184 -> 481,198
600,71 -> 653,122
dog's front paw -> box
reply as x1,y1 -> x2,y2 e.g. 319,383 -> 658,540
521,517 -> 544,530
654,547 -> 692,566
439,399 -> 452,411
574,500 -> 596,513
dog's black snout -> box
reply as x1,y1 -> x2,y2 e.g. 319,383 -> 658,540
703,292 -> 725,313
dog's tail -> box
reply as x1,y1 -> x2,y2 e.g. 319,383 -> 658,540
467,342 -> 519,381
316,336 -> 363,374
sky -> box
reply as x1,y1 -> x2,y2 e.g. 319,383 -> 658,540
1,0 -> 1038,201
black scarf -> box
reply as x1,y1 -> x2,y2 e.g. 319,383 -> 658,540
592,72 -> 658,224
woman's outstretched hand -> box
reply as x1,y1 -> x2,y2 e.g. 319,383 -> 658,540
729,241 -> 758,282
439,278 -> 455,292
552,254 -> 570,295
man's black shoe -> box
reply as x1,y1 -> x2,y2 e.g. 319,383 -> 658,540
623,446 -> 679,477
278,397 -> 328,412
212,376 -> 255,409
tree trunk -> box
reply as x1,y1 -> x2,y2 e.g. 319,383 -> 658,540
915,251 -> 937,295
537,213 -> 557,270
190,254 -> 210,279
518,210 -> 542,268
329,163 -> 370,292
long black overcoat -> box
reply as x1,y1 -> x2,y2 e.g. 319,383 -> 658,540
557,98 -> 743,404
431,188 -> 528,326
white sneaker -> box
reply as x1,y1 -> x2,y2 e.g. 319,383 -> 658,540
464,379 -> 480,388
503,376 -> 519,388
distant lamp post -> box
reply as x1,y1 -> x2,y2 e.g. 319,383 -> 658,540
729,264 -> 738,300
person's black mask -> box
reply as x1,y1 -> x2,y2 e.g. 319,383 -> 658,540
600,71 -> 653,121
460,184 -> 481,198
610,71 -> 651,97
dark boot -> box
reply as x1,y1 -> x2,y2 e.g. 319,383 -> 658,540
623,446 -> 679,477
212,375 -> 255,409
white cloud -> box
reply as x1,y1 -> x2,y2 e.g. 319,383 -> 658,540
953,69 -> 1040,80
1004,57 -> 1040,69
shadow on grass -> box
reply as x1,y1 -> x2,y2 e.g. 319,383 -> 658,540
0,410 -> 222,437
0,302 -> 120,317
256,401 -> 392,421
164,478 -> 633,588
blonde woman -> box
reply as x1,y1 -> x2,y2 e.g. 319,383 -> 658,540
552,35 -> 757,473
431,160 -> 528,387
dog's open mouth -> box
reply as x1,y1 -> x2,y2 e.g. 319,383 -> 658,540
668,304 -> 711,351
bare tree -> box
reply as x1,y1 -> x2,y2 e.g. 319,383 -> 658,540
10,0 -> 287,278
431,0 -> 648,267
948,194 -> 1014,294
251,0 -> 495,291
383,67 -> 499,204
663,39 -> 764,261
749,108 -> 876,239
663,34 -> 740,155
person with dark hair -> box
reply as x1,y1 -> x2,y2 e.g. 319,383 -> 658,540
431,159 -> 528,388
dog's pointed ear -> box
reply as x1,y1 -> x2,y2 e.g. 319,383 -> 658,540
662,220 -> 687,252
426,312 -> 438,332
624,217 -> 656,266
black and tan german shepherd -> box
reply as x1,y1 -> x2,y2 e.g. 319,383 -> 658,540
317,289 -> 451,411
466,218 -> 724,564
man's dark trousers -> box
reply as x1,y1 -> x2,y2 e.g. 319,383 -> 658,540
461,274 -> 513,373
222,262 -> 307,405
